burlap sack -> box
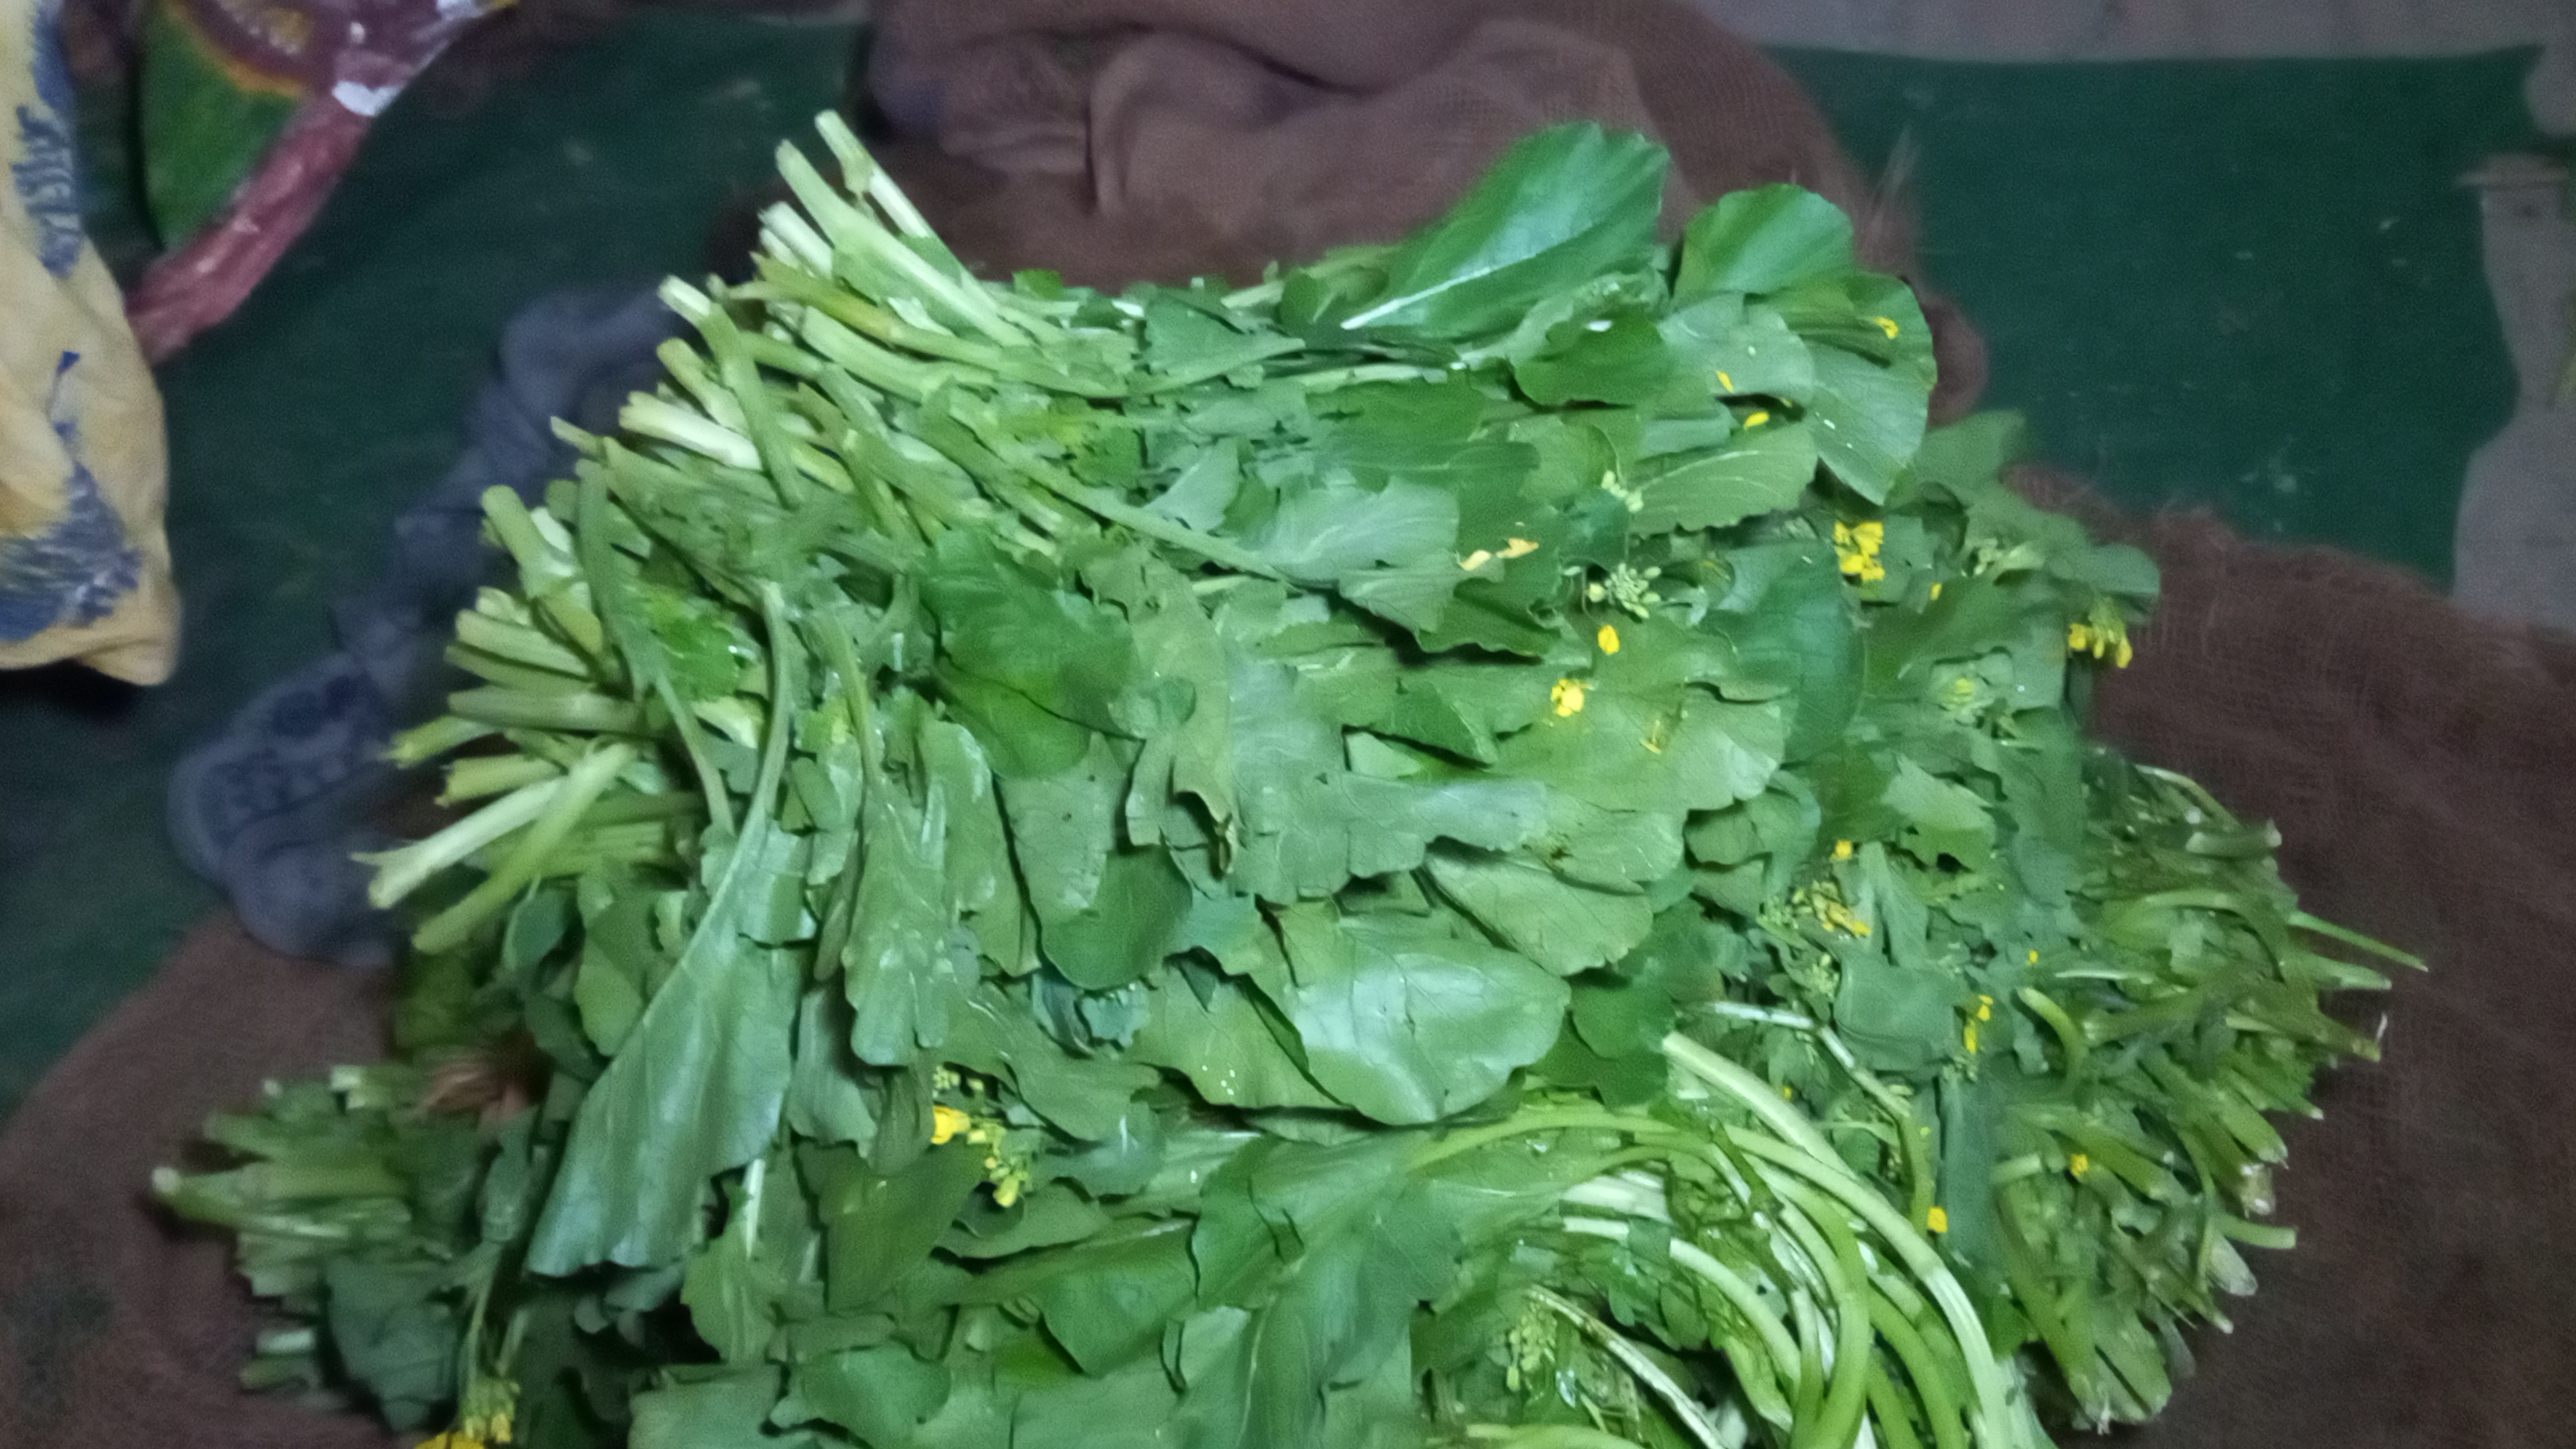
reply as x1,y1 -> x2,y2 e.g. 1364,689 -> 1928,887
1,0 -> 176,683
5,3 -> 2568,1446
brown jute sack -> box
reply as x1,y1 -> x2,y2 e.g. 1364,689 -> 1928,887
6,4 -> 2570,1446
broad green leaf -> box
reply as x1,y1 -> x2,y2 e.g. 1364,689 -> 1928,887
1631,420 -> 1819,534
1246,482 -> 1456,583
1001,737 -> 1124,920
795,1345 -> 952,1446
1148,439 -> 1245,533
1884,757 -> 1994,838
1039,1227 -> 1200,1374
529,824 -> 803,1273
817,1144 -> 987,1311
1513,309 -> 1677,406
1675,184 -> 1857,298
1271,904 -> 1567,1124
938,664 -> 1095,779
1178,1137 -> 1459,1449
1663,296 -> 1817,401
1535,791 -> 1685,890
1806,345 -> 1929,504
632,1372 -> 808,1449
924,535 -> 1138,735
788,988 -> 878,1146
1011,1351 -> 1184,1448
845,778 -> 965,1067
944,1184 -> 1111,1259
1835,951 -> 1957,1075
923,717 -> 1026,970
1424,849 -> 1654,975
1226,655 -> 1546,901
1130,962 -> 1337,1110
321,1260 -> 457,1430
1713,540 -> 1860,761
1039,846 -> 1194,991
1337,124 -> 1667,339
684,1213 -> 781,1363
943,983 -> 1159,1140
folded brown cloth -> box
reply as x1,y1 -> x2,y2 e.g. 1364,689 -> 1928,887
9,3 -> 2573,1447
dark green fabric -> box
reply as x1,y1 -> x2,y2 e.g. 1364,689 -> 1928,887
0,41 -> 2536,1122
1777,48 -> 2543,582
0,13 -> 852,1119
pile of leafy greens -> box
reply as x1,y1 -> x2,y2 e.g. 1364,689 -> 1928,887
158,119 -> 2412,1449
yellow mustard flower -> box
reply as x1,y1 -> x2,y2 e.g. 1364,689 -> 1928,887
2068,605 -> 2135,667
1743,410 -> 1771,428
1927,1206 -> 1950,1233
1872,316 -> 1901,339
1499,536 -> 1540,558
931,1104 -> 972,1145
1459,549 -> 1493,571
1596,624 -> 1621,655
1717,370 -> 1736,392
1833,519 -> 1887,583
1832,839 -> 1854,860
2070,1153 -> 2092,1179
1551,678 -> 1587,717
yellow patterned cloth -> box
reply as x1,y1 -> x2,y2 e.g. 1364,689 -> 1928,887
2,0 -> 174,681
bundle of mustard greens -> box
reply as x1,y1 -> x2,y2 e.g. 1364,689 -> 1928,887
158,119 -> 2416,1449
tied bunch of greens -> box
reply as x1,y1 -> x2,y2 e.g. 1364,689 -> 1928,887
158,119 -> 2414,1449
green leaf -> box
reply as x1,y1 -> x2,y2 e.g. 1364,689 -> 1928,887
1712,540 -> 1859,761
573,884 -> 661,1057
1675,184 -> 1857,299
943,983 -> 1159,1140
846,773 -> 967,1067
1424,848 -> 1654,975
684,1208 -> 781,1363
1534,791 -> 1685,890
1834,952 -> 1956,1075
938,665 -> 1095,779
1177,1137 -> 1459,1449
817,1144 -> 987,1311
783,985 -> 876,1144
1631,420 -> 1819,534
1663,296 -> 1817,401
1226,656 -> 1547,901
321,1260 -> 457,1430
1806,345 -> 1929,504
945,1184 -> 1111,1259
1011,1351 -> 1185,1448
1246,482 -> 1457,585
1039,1227 -> 1200,1374
794,1345 -> 953,1446
1149,440 -> 1245,533
925,535 -> 1139,735
529,835 -> 804,1272
1039,846 -> 1194,991
1513,310 -> 1678,406
632,1371 -> 803,1449
1130,962 -> 1338,1110
1338,124 -> 1668,339
923,717 -> 1027,971
1270,904 -> 1568,1124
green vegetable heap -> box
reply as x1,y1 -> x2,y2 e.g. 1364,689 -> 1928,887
159,118 -> 2416,1449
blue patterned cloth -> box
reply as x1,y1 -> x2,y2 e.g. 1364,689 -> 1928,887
167,287 -> 674,964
